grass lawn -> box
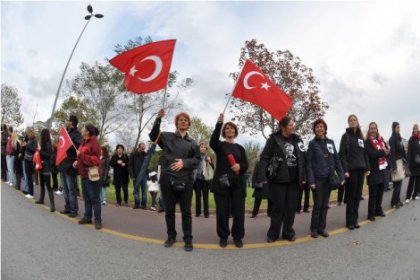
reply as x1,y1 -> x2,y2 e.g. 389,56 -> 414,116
74,178 -> 368,210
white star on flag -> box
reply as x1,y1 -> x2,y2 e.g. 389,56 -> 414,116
261,82 -> 271,91
129,65 -> 138,76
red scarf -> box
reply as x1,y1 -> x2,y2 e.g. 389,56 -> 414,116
413,131 -> 420,139
369,136 -> 387,169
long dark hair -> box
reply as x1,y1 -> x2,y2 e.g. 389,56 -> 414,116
101,146 -> 109,158
40,128 -> 51,150
84,123 -> 99,137
347,114 -> 364,139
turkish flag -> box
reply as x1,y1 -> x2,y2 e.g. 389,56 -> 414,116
232,59 -> 293,121
109,39 -> 176,94
56,126 -> 74,166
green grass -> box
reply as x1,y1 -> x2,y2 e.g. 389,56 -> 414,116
76,178 -> 369,210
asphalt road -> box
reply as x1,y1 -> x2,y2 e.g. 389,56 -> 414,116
2,183 -> 420,280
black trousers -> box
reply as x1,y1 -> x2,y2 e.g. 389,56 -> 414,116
391,180 -> 403,206
24,160 -> 35,195
115,184 -> 128,204
161,175 -> 193,242
1,154 -> 7,181
267,182 -> 299,240
310,178 -> 331,232
337,183 -> 347,203
252,198 -> 272,216
39,174 -> 55,208
368,183 -> 384,218
406,175 -> 420,200
194,179 -> 209,216
346,169 -> 364,227
214,186 -> 245,241
52,171 -> 59,190
297,187 -> 310,211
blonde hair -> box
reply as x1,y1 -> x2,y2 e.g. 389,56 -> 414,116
25,127 -> 34,137
11,131 -> 18,149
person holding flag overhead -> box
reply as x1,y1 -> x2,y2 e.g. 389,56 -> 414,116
210,114 -> 248,248
57,115 -> 82,218
149,109 -> 200,252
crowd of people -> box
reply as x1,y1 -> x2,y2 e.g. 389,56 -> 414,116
1,111 -> 420,252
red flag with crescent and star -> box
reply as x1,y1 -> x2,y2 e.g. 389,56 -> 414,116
232,59 -> 293,121
56,126 -> 74,166
109,39 -> 176,94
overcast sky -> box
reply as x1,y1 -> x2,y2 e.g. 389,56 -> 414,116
2,1 -> 419,148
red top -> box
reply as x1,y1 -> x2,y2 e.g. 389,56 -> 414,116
77,136 -> 102,179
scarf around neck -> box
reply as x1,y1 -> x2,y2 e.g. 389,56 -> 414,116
369,136 -> 388,170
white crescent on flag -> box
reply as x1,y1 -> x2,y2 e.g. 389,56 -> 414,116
59,136 -> 65,149
138,55 -> 163,82
243,71 -> 265,90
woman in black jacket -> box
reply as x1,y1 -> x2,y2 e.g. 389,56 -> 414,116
365,122 -> 390,221
110,144 -> 130,206
22,127 -> 38,198
35,129 -> 55,212
149,109 -> 200,252
210,114 -> 248,248
389,122 -> 406,208
100,146 -> 111,205
405,124 -> 420,202
258,117 -> 306,243
13,132 -> 23,190
339,114 -> 370,230
251,161 -> 271,218
307,118 -> 344,238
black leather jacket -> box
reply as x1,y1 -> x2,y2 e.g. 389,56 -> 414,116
149,117 -> 200,179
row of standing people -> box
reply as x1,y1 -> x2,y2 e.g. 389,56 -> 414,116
148,108 -> 420,251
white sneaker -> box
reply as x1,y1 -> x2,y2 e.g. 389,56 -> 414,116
415,196 -> 420,200
102,201 -> 107,205
55,190 -> 62,195
405,199 -> 411,204
25,194 -> 34,199
150,206 -> 156,211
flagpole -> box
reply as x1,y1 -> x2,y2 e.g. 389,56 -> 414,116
222,73 -> 241,115
162,86 -> 168,109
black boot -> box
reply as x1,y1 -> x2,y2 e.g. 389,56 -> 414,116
48,190 -> 55,212
36,185 -> 45,204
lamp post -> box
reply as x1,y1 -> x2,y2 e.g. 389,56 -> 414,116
47,4 -> 104,129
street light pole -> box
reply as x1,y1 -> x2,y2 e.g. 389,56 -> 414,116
47,5 -> 104,129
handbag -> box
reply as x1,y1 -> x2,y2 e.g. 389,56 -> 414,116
203,161 -> 214,181
218,174 -> 230,190
33,149 -> 43,172
170,176 -> 187,192
391,159 -> 406,182
329,170 -> 341,190
415,154 -> 420,165
88,166 -> 100,182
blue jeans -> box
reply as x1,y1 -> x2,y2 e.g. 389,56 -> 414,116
100,187 -> 108,202
61,172 -> 79,214
22,161 -> 29,192
6,155 -> 15,185
133,177 -> 148,207
81,178 -> 102,223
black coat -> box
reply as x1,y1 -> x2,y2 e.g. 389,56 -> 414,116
149,117 -> 200,179
209,122 -> 249,197
110,153 -> 130,186
101,157 -> 111,187
14,142 -> 23,176
24,136 -> 38,162
339,129 -> 370,172
307,137 -> 344,185
40,142 -> 53,174
252,161 -> 270,199
407,136 -> 420,176
365,138 -> 387,186
388,133 -> 406,171
1,130 -> 8,154
129,150 -> 147,179
258,132 -> 306,185
58,127 -> 82,176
